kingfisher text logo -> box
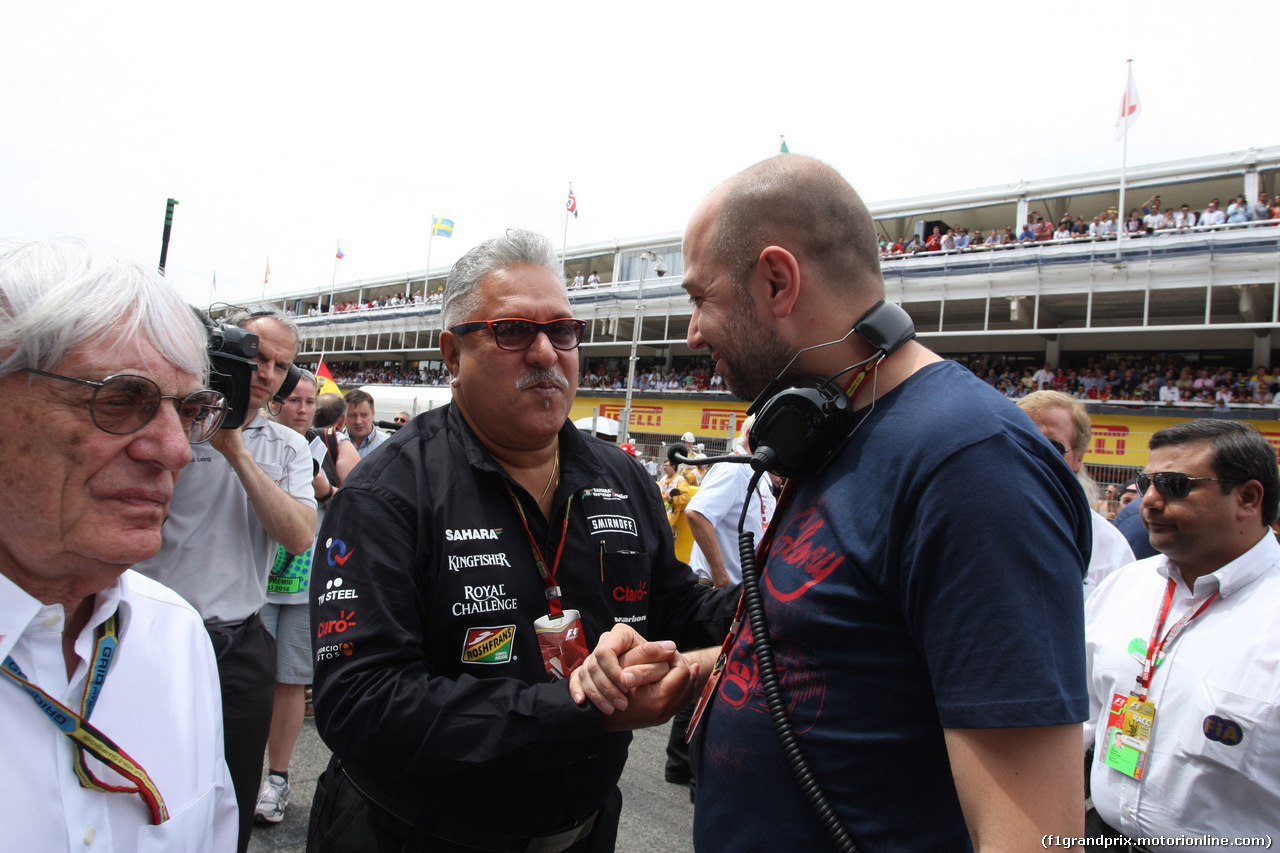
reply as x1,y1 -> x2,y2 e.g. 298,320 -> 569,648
590,514 -> 638,536
445,528 -> 503,542
613,581 -> 648,602
316,609 -> 357,640
317,576 -> 358,607
461,625 -> 516,665
447,552 -> 513,572
326,538 -> 354,567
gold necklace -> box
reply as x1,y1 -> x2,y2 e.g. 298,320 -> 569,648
539,450 -> 560,502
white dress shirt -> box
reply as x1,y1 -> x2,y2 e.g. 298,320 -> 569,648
687,448 -> 777,585
0,571 -> 237,853
1083,510 -> 1135,600
1084,534 -> 1280,847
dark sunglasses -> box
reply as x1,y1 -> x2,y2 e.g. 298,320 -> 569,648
1049,439 -> 1069,456
1136,471 -> 1238,500
448,317 -> 586,352
23,368 -> 228,443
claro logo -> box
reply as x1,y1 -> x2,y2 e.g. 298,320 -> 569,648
613,582 -> 647,602
316,609 -> 357,639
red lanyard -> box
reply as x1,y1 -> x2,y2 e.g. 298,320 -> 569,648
2,614 -> 169,824
1137,577 -> 1218,700
505,484 -> 574,618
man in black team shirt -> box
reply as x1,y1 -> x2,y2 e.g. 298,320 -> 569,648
307,228 -> 734,853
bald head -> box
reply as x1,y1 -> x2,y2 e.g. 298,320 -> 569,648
707,154 -> 883,300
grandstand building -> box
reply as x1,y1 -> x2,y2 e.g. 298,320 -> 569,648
258,146 -> 1280,481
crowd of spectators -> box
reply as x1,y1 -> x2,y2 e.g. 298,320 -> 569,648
967,354 -> 1280,408
319,354 -> 1279,408
881,192 -> 1279,259
578,359 -> 723,392
288,290 -> 444,317
321,362 -> 453,386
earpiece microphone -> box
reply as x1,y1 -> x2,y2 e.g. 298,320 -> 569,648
667,443 -> 778,473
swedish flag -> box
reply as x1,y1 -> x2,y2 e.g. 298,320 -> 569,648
432,218 -> 454,238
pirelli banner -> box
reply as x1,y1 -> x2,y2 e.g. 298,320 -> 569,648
570,395 -> 751,442
1085,413 -> 1280,470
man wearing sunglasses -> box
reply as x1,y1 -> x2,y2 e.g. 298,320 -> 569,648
307,228 -> 733,853
136,304 -> 317,853
0,239 -> 238,851
1084,420 -> 1280,846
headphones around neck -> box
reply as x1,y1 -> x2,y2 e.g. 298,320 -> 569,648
746,300 -> 916,479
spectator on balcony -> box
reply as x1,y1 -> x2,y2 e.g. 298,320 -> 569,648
1252,192 -> 1272,223
1200,198 -> 1227,227
1032,363 -> 1056,390
940,228 -> 956,252
1172,204 -> 1196,229
1143,206 -> 1167,234
1227,195 -> 1252,224
985,229 -> 1002,247
1089,216 -> 1103,238
1054,222 -> 1073,241
954,228 -> 971,250
1124,209 -> 1144,236
1034,216 -> 1053,241
970,228 -> 985,247
924,226 -> 942,252
587,270 -> 601,287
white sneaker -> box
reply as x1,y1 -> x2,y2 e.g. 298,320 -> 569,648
254,774 -> 290,824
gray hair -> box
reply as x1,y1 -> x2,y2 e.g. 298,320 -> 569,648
442,229 -> 564,328
0,238 -> 207,381
224,304 -> 300,346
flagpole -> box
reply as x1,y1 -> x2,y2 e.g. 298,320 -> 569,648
1117,59 -> 1133,250
331,239 -> 340,311
562,183 -> 571,272
426,215 -> 436,297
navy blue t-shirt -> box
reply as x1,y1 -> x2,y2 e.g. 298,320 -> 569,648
693,361 -> 1090,852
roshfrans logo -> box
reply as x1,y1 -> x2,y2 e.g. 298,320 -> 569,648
445,528 -> 503,542
461,625 -> 516,665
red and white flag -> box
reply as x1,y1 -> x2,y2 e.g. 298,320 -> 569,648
1113,68 -> 1142,141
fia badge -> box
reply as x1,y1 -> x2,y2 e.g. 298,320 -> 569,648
1103,691 -> 1157,780
535,609 -> 587,680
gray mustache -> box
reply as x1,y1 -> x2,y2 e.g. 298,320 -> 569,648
516,368 -> 569,390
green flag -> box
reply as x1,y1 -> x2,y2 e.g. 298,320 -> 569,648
780,139 -> 790,154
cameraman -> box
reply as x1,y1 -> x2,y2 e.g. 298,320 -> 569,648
136,306 -> 316,853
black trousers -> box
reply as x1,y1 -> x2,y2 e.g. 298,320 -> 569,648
209,613 -> 277,853
307,757 -> 622,853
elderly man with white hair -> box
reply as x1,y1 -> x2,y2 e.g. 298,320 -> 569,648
0,238 -> 237,851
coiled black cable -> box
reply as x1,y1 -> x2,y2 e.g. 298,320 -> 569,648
735,468 -> 859,853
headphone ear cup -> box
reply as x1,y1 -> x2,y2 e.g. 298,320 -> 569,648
747,376 -> 855,479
